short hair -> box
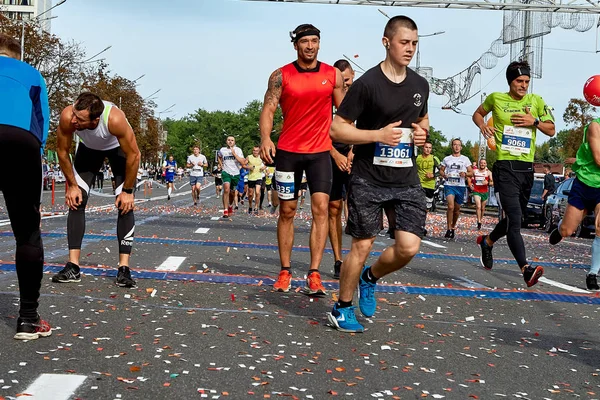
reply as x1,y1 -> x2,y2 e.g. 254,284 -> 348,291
383,15 -> 418,39
193,145 -> 200,149
74,92 -> 105,120
333,59 -> 352,72
0,33 -> 21,59
424,141 -> 432,146
543,164 -> 551,170
451,138 -> 462,146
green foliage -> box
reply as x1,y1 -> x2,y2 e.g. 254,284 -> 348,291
562,98 -> 597,158
163,101 -> 283,167
427,125 -> 447,161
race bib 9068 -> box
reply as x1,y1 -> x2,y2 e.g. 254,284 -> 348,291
502,126 -> 532,156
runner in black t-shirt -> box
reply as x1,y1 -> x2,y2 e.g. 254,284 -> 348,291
326,16 -> 429,333
329,59 -> 355,280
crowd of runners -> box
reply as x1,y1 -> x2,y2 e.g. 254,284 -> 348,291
2,13 -> 600,339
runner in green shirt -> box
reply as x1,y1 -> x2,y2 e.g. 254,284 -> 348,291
416,141 -> 440,235
549,118 -> 600,290
472,61 -> 555,287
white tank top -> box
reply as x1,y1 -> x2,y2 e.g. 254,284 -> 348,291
76,101 -> 120,151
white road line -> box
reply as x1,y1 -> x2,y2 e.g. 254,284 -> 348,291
538,277 -> 589,293
22,373 -> 86,400
421,240 -> 447,249
210,217 -> 221,221
195,228 -> 210,234
452,276 -> 489,289
157,256 -> 187,271
522,232 -> 592,248
0,184 -> 217,227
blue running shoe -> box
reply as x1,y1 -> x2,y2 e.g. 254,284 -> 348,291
327,304 -> 364,333
359,266 -> 377,317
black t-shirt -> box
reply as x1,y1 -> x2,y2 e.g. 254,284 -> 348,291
544,173 -> 555,193
335,64 -> 429,187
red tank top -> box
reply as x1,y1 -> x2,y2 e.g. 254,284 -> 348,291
277,61 -> 336,154
473,168 -> 490,193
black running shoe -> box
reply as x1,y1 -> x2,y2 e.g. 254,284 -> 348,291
444,229 -> 452,239
549,228 -> 563,245
52,262 -> 81,283
423,228 -> 428,237
115,266 -> 137,288
14,315 -> 52,340
477,222 -> 482,230
476,235 -> 493,270
449,229 -> 455,239
523,265 -> 544,287
587,274 -> 600,291
333,260 -> 342,280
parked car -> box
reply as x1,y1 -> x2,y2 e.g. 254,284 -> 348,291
42,163 -> 51,191
523,178 -> 544,227
544,177 -> 595,237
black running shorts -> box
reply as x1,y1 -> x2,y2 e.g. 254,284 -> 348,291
346,175 -> 426,239
274,149 -> 332,201
330,157 -> 350,202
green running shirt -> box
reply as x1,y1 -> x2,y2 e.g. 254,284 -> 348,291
482,92 -> 554,162
573,118 -> 600,188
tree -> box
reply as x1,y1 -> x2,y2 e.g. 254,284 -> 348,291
562,98 -> 597,158
0,15 -> 87,151
427,125 -> 447,161
163,100 -> 283,167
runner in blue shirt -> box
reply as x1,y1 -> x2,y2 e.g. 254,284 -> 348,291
163,155 -> 177,200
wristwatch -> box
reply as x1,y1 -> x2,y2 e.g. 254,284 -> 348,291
533,118 -> 540,127
122,188 -> 134,194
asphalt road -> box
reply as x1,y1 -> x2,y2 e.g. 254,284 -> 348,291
0,178 -> 598,400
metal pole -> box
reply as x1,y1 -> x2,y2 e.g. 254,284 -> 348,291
20,20 -> 25,60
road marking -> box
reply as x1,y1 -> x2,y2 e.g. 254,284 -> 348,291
538,277 -> 589,293
195,228 -> 210,234
422,240 -> 447,249
452,276 -> 489,289
210,217 -> 221,221
22,373 -> 86,400
522,232 -> 592,248
157,256 -> 187,271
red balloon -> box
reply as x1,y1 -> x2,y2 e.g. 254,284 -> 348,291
584,75 -> 600,106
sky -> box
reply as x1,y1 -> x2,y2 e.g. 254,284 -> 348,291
49,0 -> 600,146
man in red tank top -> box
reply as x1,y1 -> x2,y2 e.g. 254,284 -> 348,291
259,24 -> 345,295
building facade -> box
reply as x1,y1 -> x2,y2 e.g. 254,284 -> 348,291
0,0 -> 53,31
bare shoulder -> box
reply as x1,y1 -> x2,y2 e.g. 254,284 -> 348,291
264,69 -> 283,107
107,107 -> 132,136
58,105 -> 75,134
268,69 -> 283,89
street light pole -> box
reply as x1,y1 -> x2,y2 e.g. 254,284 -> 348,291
143,89 -> 161,101
416,31 -> 445,73
21,15 -> 56,60
81,45 -> 112,63
21,0 -> 68,60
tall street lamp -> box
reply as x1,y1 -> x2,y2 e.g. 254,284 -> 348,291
21,0 -> 68,60
81,45 -> 112,63
143,89 -> 161,102
416,31 -> 445,73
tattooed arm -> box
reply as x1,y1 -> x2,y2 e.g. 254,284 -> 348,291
259,68 -> 282,164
